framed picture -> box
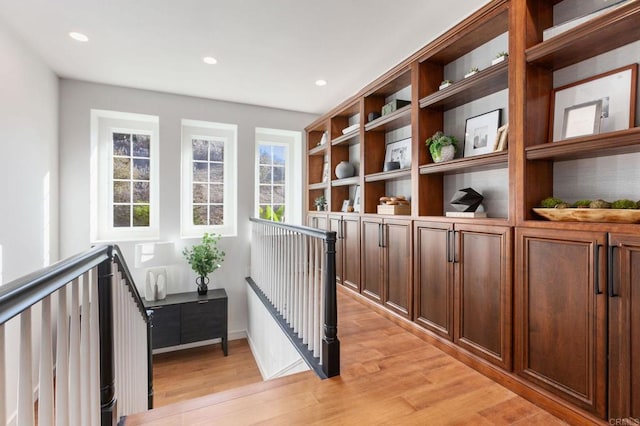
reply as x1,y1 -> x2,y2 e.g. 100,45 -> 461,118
353,186 -> 361,212
322,162 -> 329,182
464,109 -> 501,157
562,99 -> 602,139
341,200 -> 351,212
550,64 -> 637,141
384,138 -> 412,169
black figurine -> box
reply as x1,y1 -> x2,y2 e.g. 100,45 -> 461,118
450,188 -> 483,212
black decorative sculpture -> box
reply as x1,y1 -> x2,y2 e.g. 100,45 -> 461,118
450,188 -> 483,212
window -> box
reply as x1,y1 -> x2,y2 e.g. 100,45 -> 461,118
91,110 -> 159,242
181,119 -> 237,237
255,128 -> 302,225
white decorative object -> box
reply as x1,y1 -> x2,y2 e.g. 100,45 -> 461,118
145,268 -> 167,301
439,81 -> 453,90
464,68 -> 479,78
437,145 -> 456,163
491,54 -> 508,66
135,241 -> 175,301
341,123 -> 359,135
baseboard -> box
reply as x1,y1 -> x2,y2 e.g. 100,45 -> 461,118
337,285 -> 606,426
246,333 -> 269,381
151,329 -> 247,355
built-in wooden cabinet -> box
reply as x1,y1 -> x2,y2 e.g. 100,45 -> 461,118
515,227 -> 607,418
304,0 -> 640,422
307,213 -> 327,230
414,221 -> 511,368
329,214 -> 360,292
361,217 -> 412,318
608,233 -> 640,422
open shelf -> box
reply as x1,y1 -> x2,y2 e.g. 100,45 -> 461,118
525,127 -> 640,161
364,168 -> 411,183
332,176 -> 360,187
525,2 -> 640,70
419,61 -> 508,110
332,130 -> 360,146
364,105 -> 412,132
308,182 -> 329,190
419,151 -> 508,175
308,144 -> 328,156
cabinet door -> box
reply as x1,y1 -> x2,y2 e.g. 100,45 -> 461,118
383,219 -> 412,318
515,228 -> 607,418
149,304 -> 180,349
609,233 -> 640,421
181,298 -> 227,344
414,221 -> 453,340
328,216 -> 344,286
342,216 -> 361,292
361,217 -> 383,302
455,224 -> 512,370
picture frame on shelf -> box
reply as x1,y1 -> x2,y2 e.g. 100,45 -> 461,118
322,162 -> 329,182
463,109 -> 501,158
550,64 -> 637,142
353,186 -> 361,213
341,200 -> 351,212
561,99 -> 603,140
384,138 -> 412,169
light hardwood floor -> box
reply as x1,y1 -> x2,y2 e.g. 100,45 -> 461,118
127,291 -> 568,425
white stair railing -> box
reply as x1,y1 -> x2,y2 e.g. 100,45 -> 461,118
248,218 -> 339,378
0,245 -> 152,426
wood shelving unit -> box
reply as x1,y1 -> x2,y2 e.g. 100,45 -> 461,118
331,131 -> 359,146
363,105 -> 412,132
364,168 -> 412,183
419,151 -> 508,175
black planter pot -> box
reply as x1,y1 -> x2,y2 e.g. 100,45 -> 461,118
196,276 -> 209,295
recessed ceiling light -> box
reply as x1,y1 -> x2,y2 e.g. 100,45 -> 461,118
315,79 -> 328,87
68,32 -> 89,42
202,56 -> 218,65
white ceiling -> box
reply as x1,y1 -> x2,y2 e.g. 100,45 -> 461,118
0,0 -> 490,114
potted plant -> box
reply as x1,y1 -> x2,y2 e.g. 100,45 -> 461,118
492,51 -> 508,65
425,131 -> 458,163
314,195 -> 327,211
183,233 -> 226,295
439,79 -> 453,90
464,66 -> 480,78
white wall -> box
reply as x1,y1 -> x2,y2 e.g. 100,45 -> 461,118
0,21 -> 59,423
58,80 -> 317,338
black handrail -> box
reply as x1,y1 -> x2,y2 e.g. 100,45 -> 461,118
113,245 -> 149,320
0,245 -> 110,324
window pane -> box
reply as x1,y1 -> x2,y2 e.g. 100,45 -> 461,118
113,157 -> 131,179
133,159 -> 150,180
210,205 -> 224,225
133,205 -> 150,227
209,184 -> 223,203
259,205 -> 270,219
259,185 -> 272,203
193,205 -> 208,225
273,204 -> 285,222
259,165 -> 272,184
193,162 -> 208,182
192,139 -> 208,161
132,134 -> 150,157
259,146 -> 272,165
273,185 -> 285,203
113,181 -> 130,203
133,181 -> 150,203
113,205 -> 130,227
273,166 -> 285,184
209,163 -> 224,182
193,183 -> 208,203
273,146 -> 286,165
113,133 -> 131,156
210,141 -> 224,162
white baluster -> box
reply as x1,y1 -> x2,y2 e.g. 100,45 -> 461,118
39,296 -> 54,426
69,278 -> 81,425
90,268 -> 100,426
81,273 -> 91,426
56,287 -> 69,426
17,309 -> 33,425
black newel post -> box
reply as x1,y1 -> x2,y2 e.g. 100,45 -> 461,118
322,232 -> 340,378
98,249 -> 117,425
146,309 -> 154,409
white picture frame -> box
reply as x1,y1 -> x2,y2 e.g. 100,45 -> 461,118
551,64 -> 637,141
463,109 -> 501,158
353,186 -> 361,213
384,138 -> 412,169
561,99 -> 602,139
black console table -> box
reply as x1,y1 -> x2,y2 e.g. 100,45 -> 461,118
144,289 -> 228,355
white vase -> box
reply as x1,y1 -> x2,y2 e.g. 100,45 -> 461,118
335,161 -> 355,179
434,145 -> 455,163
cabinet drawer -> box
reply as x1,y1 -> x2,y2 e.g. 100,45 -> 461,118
180,299 -> 227,344
149,304 -> 180,348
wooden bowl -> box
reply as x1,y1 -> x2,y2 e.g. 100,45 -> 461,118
532,208 -> 640,224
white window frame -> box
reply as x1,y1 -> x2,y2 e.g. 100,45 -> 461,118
254,127 -> 302,225
90,109 -> 160,242
181,119 -> 237,238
